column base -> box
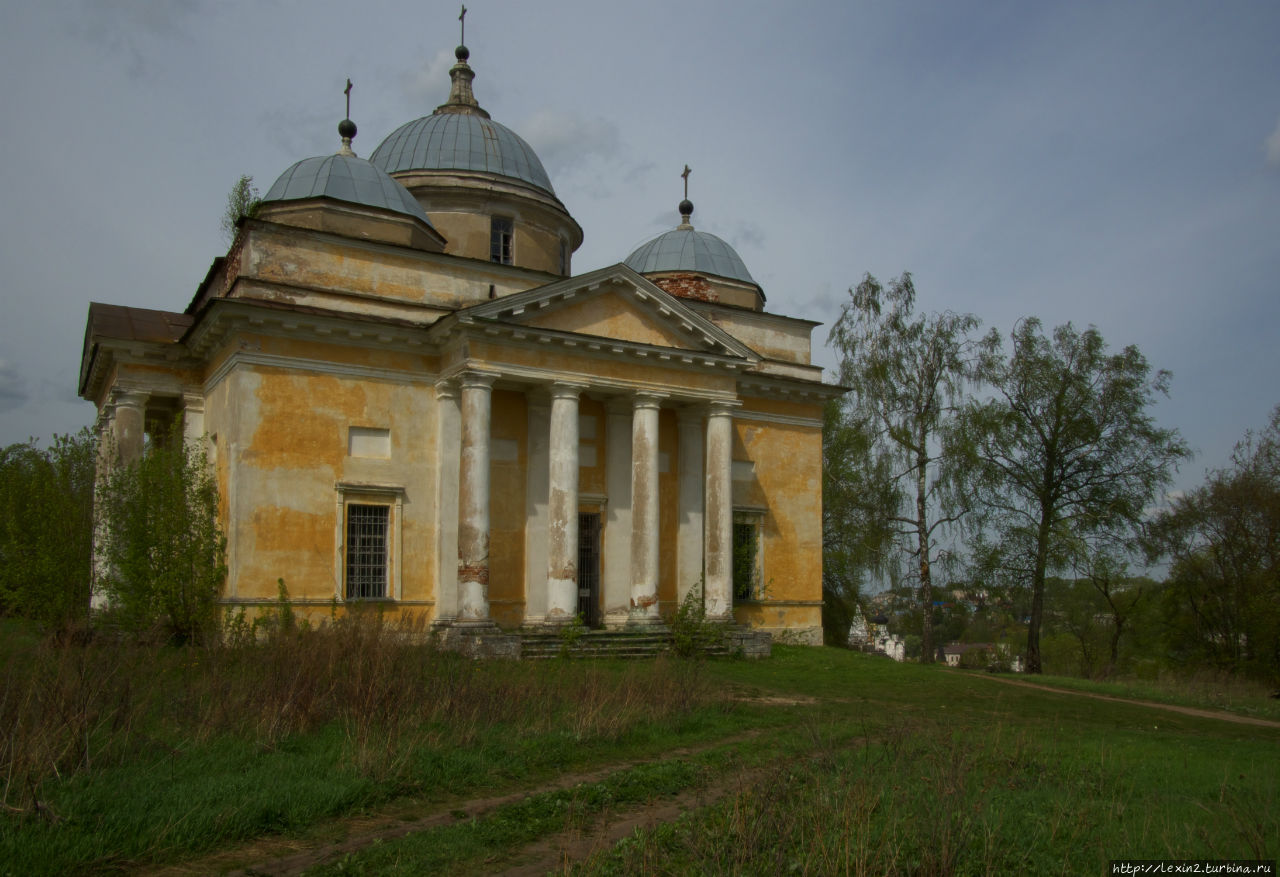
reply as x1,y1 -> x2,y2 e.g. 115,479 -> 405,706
438,620 -> 521,659
624,612 -> 668,633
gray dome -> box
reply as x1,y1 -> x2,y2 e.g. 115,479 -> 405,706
625,228 -> 755,285
262,154 -> 435,226
370,113 -> 555,196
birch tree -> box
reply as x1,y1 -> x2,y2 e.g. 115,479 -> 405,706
829,273 -> 997,661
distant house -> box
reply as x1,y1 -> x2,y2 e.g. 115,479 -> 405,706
943,642 -> 1024,673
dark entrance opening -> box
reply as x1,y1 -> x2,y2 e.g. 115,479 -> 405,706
577,512 -> 602,627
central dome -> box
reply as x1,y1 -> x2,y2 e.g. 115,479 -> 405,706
370,113 -> 554,195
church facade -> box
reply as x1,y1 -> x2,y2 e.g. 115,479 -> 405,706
78,40 -> 839,645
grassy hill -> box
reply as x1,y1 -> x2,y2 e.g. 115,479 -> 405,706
1,626 -> 1276,874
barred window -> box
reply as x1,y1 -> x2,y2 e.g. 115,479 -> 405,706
732,514 -> 762,603
490,217 -> 513,265
346,503 -> 389,599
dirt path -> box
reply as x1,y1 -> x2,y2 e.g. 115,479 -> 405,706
141,730 -> 770,877
493,767 -> 769,877
978,674 -> 1280,728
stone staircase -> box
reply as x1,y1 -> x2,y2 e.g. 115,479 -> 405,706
518,626 -> 771,660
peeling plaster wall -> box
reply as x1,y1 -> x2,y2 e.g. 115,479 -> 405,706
657,408 -> 680,613
730,397 -> 824,642
524,292 -> 693,349
209,356 -> 439,619
489,389 -> 527,627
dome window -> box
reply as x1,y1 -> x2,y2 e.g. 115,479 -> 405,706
490,216 -> 513,265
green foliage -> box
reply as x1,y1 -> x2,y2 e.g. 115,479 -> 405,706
220,173 -> 261,245
669,582 -> 728,658
1149,406 -> 1280,681
0,429 -> 96,628
556,612 -> 588,657
820,398 -> 898,643
965,319 -> 1189,673
828,272 -> 998,660
96,434 -> 226,644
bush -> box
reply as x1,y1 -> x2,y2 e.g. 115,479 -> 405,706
96,435 -> 225,644
0,430 -> 96,629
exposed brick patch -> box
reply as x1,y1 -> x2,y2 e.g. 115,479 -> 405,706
653,273 -> 718,303
223,233 -> 245,296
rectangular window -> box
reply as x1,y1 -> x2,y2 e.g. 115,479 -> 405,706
732,513 -> 762,603
345,503 -> 389,599
490,217 -> 513,265
559,239 -> 570,276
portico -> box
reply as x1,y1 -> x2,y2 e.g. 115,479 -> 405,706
435,362 -> 740,633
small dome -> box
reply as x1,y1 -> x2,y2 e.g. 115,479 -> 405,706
262,153 -> 435,226
370,113 -> 555,196
625,227 -> 755,285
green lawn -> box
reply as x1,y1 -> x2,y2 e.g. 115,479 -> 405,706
2,640 -> 1276,875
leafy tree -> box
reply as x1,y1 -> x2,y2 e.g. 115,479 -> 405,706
1148,407 -> 1280,679
220,174 -> 260,246
828,273 -> 998,661
96,431 -> 226,643
820,398 -> 897,643
966,319 -> 1189,673
0,430 -> 97,628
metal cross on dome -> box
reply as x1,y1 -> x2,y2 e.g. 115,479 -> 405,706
344,78 -> 352,117
459,4 -> 467,44
681,164 -> 691,198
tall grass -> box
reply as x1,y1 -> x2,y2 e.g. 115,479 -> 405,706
0,612 -> 725,815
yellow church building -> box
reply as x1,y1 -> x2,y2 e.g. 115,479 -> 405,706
78,37 -> 839,649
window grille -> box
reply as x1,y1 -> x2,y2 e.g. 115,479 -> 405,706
577,512 -> 601,625
346,504 -> 389,599
490,217 -> 513,265
732,518 -> 760,603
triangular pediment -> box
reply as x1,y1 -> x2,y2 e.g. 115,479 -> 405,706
456,264 -> 758,361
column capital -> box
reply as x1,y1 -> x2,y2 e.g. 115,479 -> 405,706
435,380 -> 460,402
182,390 -> 205,411
549,381 -> 587,401
112,388 -> 149,409
707,398 -> 742,417
458,370 -> 498,392
631,391 -> 668,411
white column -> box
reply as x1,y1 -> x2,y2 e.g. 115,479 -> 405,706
457,373 -> 494,624
602,398 -> 633,627
545,382 -> 584,624
523,393 -> 550,626
434,381 -> 462,624
182,391 -> 206,457
113,390 -> 148,465
629,392 -> 665,626
704,399 -> 738,620
676,408 -> 705,606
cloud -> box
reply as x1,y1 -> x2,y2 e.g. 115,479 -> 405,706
0,360 -> 30,413
519,110 -> 621,179
1267,116 -> 1280,166
65,0 -> 203,78
402,48 -> 457,107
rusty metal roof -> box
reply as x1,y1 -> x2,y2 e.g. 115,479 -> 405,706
86,303 -> 192,345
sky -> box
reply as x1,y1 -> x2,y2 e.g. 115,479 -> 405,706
1,0 -> 1278,500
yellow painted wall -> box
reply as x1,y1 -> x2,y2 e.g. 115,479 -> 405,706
209,361 -> 438,618
489,389 -> 527,627
524,292 -> 694,349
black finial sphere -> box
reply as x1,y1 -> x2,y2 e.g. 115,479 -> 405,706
456,44 -> 470,61
679,199 -> 694,217
338,118 -> 357,139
